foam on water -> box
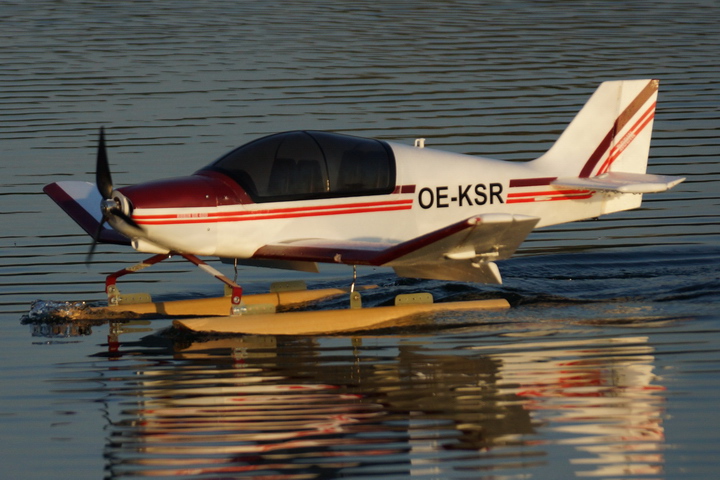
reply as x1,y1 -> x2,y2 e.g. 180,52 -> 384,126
23,300 -> 92,322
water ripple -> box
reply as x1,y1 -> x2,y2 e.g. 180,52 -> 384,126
38,332 -> 674,478
2,1 -> 720,478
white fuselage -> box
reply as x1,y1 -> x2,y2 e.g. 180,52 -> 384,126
130,142 -> 620,259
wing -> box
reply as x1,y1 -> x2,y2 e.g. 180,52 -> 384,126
253,214 -> 540,284
43,181 -> 130,245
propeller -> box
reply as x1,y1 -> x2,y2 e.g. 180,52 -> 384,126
86,127 -> 143,264
96,127 -> 113,200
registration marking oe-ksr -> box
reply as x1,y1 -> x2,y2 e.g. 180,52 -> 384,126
418,183 -> 505,209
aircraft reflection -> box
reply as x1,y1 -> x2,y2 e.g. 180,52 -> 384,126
100,331 -> 665,478
471,337 -> 666,477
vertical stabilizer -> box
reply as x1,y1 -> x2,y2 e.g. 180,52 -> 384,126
534,79 -> 659,178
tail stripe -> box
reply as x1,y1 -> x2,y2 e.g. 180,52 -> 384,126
578,80 -> 658,178
597,101 -> 656,175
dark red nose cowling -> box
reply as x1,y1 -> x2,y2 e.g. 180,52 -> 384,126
118,172 -> 246,210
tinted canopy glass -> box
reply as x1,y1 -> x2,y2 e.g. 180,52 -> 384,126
203,131 -> 395,202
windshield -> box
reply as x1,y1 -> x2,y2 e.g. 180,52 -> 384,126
203,131 -> 396,202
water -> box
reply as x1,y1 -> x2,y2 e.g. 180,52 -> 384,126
1,0 -> 719,478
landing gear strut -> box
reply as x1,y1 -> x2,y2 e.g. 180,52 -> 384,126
104,253 -> 244,315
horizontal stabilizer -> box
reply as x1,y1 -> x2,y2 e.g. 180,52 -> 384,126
553,172 -> 685,194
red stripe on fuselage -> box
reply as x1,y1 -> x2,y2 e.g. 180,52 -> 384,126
133,199 -> 414,225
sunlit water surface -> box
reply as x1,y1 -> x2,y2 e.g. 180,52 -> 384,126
1,1 -> 719,479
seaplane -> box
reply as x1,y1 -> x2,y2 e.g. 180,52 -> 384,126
43,79 -> 684,334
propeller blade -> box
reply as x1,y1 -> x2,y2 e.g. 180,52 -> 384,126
88,127 -> 148,263
96,127 -> 113,200
85,217 -> 107,265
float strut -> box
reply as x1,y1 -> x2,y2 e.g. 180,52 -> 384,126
105,253 -> 171,306
350,265 -> 358,293
179,253 -> 244,315
104,252 -> 244,315
349,265 -> 362,309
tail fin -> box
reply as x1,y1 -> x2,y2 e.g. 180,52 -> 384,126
528,80 -> 684,222
534,79 -> 659,177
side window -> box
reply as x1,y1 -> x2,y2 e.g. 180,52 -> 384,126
270,132 -> 328,196
310,132 -> 394,195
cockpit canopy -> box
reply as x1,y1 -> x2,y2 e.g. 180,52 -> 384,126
202,131 -> 396,203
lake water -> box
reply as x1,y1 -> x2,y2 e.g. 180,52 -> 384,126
1,0 -> 719,478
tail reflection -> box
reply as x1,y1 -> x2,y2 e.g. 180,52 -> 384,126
473,336 -> 665,476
